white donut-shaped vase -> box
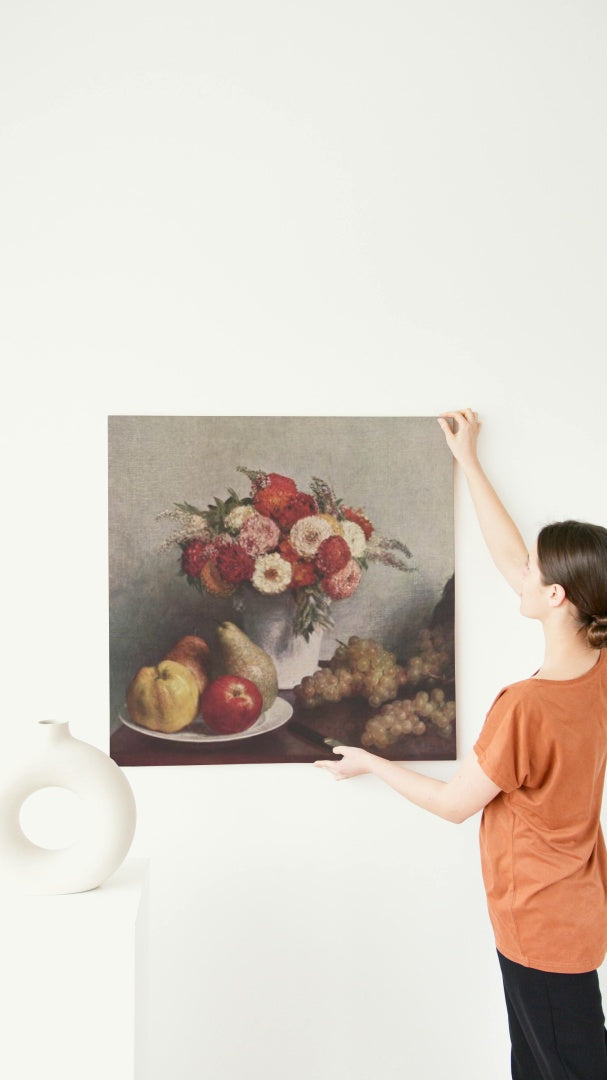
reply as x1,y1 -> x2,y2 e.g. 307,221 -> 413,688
0,721 -> 136,894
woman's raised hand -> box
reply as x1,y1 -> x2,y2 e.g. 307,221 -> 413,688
438,408 -> 528,591
314,745 -> 374,780
437,408 -> 481,470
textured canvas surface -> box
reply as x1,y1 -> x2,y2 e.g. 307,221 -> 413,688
109,416 -> 455,765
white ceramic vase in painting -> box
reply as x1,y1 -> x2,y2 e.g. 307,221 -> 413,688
0,720 -> 136,895
234,588 -> 325,689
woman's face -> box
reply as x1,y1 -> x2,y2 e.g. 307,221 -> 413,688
519,540 -> 553,620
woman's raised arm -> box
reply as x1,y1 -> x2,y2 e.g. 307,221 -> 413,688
438,408 -> 528,594
314,746 -> 501,823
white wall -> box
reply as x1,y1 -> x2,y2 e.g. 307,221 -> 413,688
2,3 -> 606,1078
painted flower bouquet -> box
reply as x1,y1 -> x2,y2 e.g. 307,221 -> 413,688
160,468 -> 413,639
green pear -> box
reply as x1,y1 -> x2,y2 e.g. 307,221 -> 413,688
213,622 -> 278,713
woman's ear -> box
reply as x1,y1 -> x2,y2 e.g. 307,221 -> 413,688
548,583 -> 567,608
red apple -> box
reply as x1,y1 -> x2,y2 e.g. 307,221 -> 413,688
200,675 -> 263,734
164,635 -> 211,699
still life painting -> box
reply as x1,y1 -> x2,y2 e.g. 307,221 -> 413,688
109,416 -> 455,767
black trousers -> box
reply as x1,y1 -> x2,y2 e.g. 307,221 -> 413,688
498,950 -> 607,1080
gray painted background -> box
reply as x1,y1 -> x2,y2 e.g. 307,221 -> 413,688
108,416 -> 453,731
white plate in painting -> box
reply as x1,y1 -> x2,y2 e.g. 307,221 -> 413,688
118,696 -> 293,743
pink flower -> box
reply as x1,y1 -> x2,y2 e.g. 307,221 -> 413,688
321,558 -> 362,599
238,512 -> 281,556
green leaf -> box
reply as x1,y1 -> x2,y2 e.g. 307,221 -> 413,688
293,584 -> 335,638
175,500 -> 206,517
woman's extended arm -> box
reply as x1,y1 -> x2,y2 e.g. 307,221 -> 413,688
314,746 -> 501,823
437,408 -> 528,594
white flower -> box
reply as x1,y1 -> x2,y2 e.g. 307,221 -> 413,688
252,553 -> 293,594
225,505 -> 256,534
342,520 -> 367,558
290,515 -> 333,558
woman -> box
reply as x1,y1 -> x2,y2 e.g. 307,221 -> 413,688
315,407 -> 607,1080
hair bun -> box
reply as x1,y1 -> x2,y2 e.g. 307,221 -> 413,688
588,614 -> 607,649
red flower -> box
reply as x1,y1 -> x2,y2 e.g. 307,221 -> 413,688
274,493 -> 318,531
200,559 -> 236,597
252,473 -> 299,518
290,561 -> 318,588
260,472 -> 298,492
278,539 -> 299,563
343,506 -> 374,540
181,538 -> 212,577
214,542 -> 255,585
277,540 -> 318,587
253,487 -> 292,519
315,535 -> 351,575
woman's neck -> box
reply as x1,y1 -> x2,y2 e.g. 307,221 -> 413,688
535,621 -> 600,680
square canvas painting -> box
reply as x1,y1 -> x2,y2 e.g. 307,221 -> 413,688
109,416 -> 455,766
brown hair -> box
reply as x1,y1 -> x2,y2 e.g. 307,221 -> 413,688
537,520 -> 607,649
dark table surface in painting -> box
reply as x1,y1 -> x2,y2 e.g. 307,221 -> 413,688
110,689 -> 456,766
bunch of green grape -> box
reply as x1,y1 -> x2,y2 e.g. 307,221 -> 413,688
295,636 -> 407,709
404,625 -> 454,685
361,688 -> 456,749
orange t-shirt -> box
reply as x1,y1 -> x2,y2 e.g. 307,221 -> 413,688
474,649 -> 607,973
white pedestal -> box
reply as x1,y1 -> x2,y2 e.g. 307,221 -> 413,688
0,858 -> 150,1080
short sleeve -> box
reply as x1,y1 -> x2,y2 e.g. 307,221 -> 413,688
473,687 -> 531,793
